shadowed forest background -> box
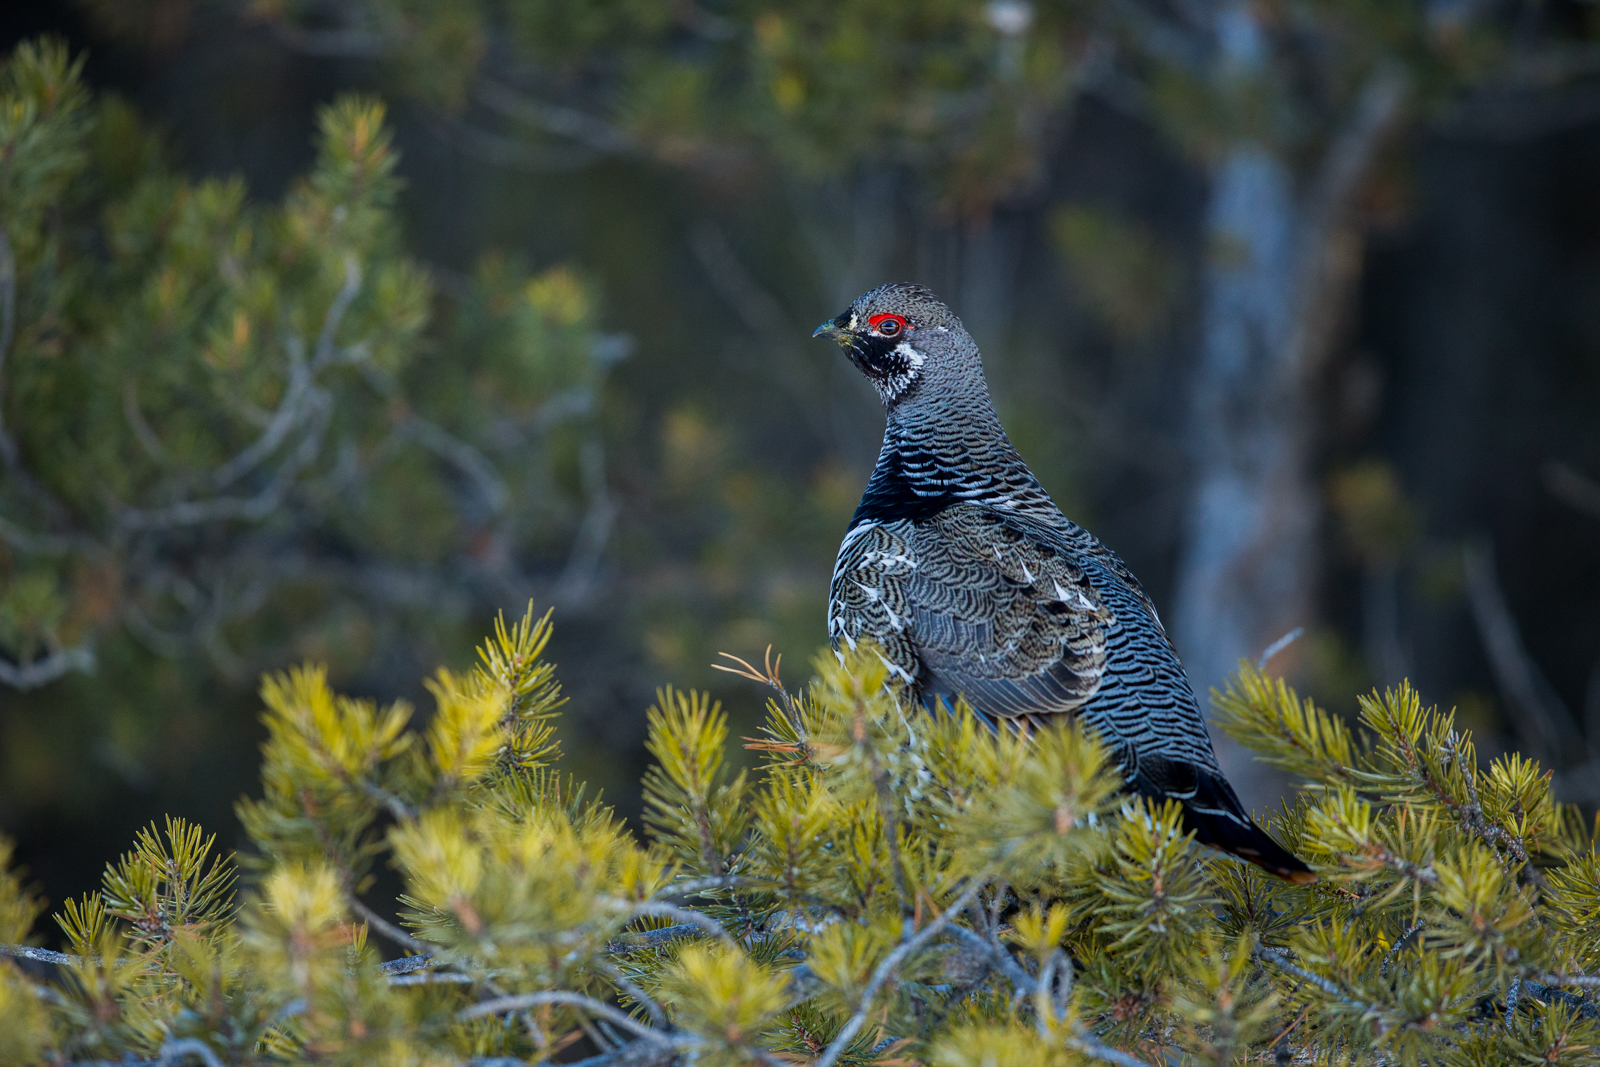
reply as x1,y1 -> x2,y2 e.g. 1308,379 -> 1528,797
1,0 -> 1598,926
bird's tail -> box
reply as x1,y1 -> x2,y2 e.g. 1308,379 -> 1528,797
1176,767 -> 1316,885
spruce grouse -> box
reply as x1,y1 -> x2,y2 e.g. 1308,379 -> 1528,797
815,282 -> 1313,884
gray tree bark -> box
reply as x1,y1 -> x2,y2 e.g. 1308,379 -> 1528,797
1170,7 -> 1406,810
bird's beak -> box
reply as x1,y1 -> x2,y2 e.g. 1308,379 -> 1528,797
814,313 -> 855,345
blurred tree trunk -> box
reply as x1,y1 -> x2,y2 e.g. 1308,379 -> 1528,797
1170,143 -> 1310,805
1170,9 -> 1405,808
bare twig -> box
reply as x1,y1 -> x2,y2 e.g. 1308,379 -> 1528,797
601,898 -> 739,950
122,380 -> 172,465
1034,948 -> 1073,1036
379,954 -> 434,975
459,990 -> 679,1044
156,1039 -> 225,1067
1257,628 -> 1305,672
657,875 -> 755,899
1062,1033 -> 1159,1067
355,776 -> 421,823
116,389 -> 335,532
207,340 -> 317,493
1379,919 -> 1424,977
947,923 -> 1033,996
1256,946 -> 1373,1015
350,897 -> 431,956
1537,972 -> 1600,988
0,942 -> 83,967
595,956 -> 668,1029
388,971 -> 472,985
606,923 -> 700,956
1286,64 -> 1409,378
311,255 -> 363,371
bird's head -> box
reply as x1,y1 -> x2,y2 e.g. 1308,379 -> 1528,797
813,283 -> 974,407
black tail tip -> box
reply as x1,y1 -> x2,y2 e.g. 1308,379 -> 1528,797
1190,808 -> 1317,884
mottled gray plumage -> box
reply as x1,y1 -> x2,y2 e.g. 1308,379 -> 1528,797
816,283 -> 1312,883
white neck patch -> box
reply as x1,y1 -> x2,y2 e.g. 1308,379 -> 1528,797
873,341 -> 924,403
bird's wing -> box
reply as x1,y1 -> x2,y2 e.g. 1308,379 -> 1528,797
827,519 -> 921,684
904,503 -> 1112,718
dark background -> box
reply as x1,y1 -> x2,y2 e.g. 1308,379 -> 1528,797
2,1 -> 1597,938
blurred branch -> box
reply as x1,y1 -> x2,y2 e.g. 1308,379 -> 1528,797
460,990 -> 683,1044
1110,0 -> 1211,72
210,257 -> 359,492
312,254 -> 364,370
1288,64 -> 1409,377
1462,536 -> 1589,769
0,230 -> 74,528
0,941 -> 86,966
0,515 -> 94,556
688,220 -> 840,450
122,380 -> 173,466
408,417 -> 508,515
950,888 -> 1154,1067
0,642 -> 95,690
153,1039 -> 225,1067
265,23 -> 386,58
114,390 -> 333,532
1543,460 -> 1600,521
601,897 -> 739,950
423,113 -> 603,173
474,78 -> 640,157
111,261 -> 364,533
605,922 -> 700,956
1363,560 -> 1412,689
350,896 -> 431,955
553,437 -> 615,609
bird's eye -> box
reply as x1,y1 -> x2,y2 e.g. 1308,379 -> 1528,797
870,313 -> 906,337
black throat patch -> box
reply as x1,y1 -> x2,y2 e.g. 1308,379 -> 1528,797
848,446 -> 957,529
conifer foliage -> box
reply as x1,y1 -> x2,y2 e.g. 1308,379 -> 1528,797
0,39 -> 615,691
1,603 -> 1597,1066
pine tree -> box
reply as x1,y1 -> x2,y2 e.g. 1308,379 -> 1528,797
1,602 -> 1595,1066
0,38 -> 617,692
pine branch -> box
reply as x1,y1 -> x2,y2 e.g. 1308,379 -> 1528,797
813,874 -> 992,1067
